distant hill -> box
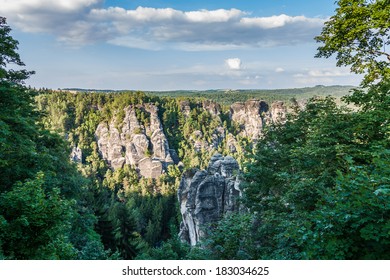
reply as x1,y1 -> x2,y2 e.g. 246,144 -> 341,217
144,85 -> 355,105
62,85 -> 355,105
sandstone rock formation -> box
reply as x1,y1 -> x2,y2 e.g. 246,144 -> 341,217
70,146 -> 82,163
230,99 -> 287,140
178,153 -> 241,246
226,133 -> 239,153
179,100 -> 191,116
202,100 -> 221,116
95,104 -> 176,178
269,101 -> 287,124
189,126 -> 226,153
94,99 -> 287,179
230,100 -> 268,140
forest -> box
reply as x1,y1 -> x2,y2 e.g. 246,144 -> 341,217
0,0 -> 389,260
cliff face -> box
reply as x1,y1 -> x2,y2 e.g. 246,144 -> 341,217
230,100 -> 287,140
95,104 -> 177,178
93,99 -> 287,178
177,153 -> 241,246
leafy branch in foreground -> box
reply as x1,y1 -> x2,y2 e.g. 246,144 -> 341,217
315,0 -> 390,86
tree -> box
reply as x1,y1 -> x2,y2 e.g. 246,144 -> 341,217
0,16 -> 34,83
0,17 -> 108,260
242,91 -> 389,259
0,16 -> 39,189
315,0 -> 390,85
0,173 -> 76,259
110,203 -> 142,259
203,213 -> 256,260
236,0 -> 390,260
305,151 -> 390,259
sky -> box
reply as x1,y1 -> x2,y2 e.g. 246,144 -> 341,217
1,0 -> 362,90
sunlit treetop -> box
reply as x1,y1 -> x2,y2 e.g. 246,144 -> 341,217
315,0 -> 390,86
0,16 -> 34,84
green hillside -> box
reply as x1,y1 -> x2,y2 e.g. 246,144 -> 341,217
144,85 -> 354,105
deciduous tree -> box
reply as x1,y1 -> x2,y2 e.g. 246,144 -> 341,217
315,0 -> 390,85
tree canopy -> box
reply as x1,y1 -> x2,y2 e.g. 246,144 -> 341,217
315,0 -> 390,85
0,16 -> 34,83
0,17 -> 109,260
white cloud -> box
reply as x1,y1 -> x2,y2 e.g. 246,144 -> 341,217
240,14 -> 322,29
294,68 -> 350,78
0,0 -> 103,35
275,67 -> 285,73
0,1 -> 325,49
307,69 -> 350,77
185,8 -> 244,23
1,0 -> 101,11
107,36 -> 163,51
293,67 -> 357,85
226,58 -> 242,70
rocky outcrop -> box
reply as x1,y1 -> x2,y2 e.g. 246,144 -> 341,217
94,98 -> 287,178
180,100 -> 221,117
179,100 -> 191,116
202,100 -> 221,116
70,146 -> 82,163
230,100 -> 268,140
95,104 -> 176,178
189,126 -> 226,153
269,101 -> 287,124
226,133 -> 239,153
178,153 -> 241,246
230,100 -> 287,140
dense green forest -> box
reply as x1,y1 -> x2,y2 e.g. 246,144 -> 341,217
1,0 -> 389,260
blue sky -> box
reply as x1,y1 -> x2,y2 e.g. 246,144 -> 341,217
1,0 -> 361,90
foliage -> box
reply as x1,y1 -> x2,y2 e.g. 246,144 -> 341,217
315,0 -> 390,85
0,173 -> 76,259
242,84 -> 390,259
145,86 -> 353,106
0,82 -> 39,188
0,17 -> 108,260
303,151 -> 390,259
202,213 -> 256,260
0,16 -> 34,83
136,225 -> 192,260
32,74 -> 389,260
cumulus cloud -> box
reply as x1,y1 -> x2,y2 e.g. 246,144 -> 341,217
0,0 -> 103,38
226,58 -> 242,70
240,14 -> 322,29
293,68 -> 356,85
294,68 -> 351,78
307,69 -> 350,77
0,1 -> 325,49
1,0 -> 101,12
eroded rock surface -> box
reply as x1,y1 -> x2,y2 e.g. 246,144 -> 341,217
95,104 -> 176,178
269,101 -> 287,124
94,99 -> 287,178
178,153 -> 241,246
230,100 -> 287,140
70,146 -> 82,163
202,100 -> 221,116
179,100 -> 191,116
